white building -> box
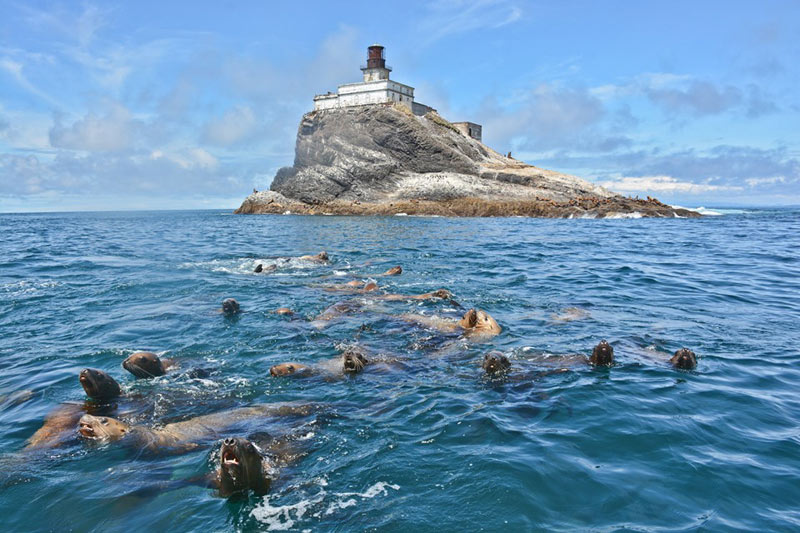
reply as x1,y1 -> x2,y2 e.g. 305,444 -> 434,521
313,44 -> 481,142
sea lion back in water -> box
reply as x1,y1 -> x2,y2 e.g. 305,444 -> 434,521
217,437 -> 271,497
589,340 -> 614,366
378,288 -> 452,301
77,402 -> 318,450
670,348 -> 697,370
299,251 -> 329,263
400,308 -> 501,338
122,351 -> 170,378
381,266 -> 402,276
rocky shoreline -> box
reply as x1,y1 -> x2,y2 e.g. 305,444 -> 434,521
236,104 -> 699,219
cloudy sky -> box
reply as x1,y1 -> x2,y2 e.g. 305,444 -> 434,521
1,0 -> 798,211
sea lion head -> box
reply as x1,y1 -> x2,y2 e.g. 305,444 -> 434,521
590,340 -> 614,366
459,309 -> 502,336
122,351 -> 166,378
314,252 -> 329,262
482,351 -> 511,375
670,348 -> 697,370
79,368 -> 122,401
341,349 -> 368,374
222,298 -> 241,315
274,307 -> 294,316
431,289 -> 452,299
269,363 -> 309,377
218,437 -> 270,496
363,282 -> 379,292
254,264 -> 263,273
78,414 -> 130,441
383,266 -> 402,276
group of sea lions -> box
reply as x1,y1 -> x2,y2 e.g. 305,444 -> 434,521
17,250 -> 698,501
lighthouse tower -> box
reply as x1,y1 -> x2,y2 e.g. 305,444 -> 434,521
360,45 -> 392,82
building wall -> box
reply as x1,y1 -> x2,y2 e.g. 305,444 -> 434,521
452,121 -> 483,142
315,80 -> 415,111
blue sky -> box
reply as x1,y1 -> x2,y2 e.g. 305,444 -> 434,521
1,0 -> 798,211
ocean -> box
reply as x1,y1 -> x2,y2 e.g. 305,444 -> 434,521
1,208 -> 798,531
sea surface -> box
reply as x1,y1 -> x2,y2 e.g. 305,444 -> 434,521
1,208 -> 799,532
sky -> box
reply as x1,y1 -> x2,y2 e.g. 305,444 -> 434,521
0,0 -> 798,212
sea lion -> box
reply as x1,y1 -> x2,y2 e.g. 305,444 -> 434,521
254,264 -> 277,274
122,351 -> 172,379
77,402 -> 317,451
550,307 -> 590,322
274,307 -> 294,316
270,347 -> 369,378
322,280 -> 380,294
299,251 -> 329,263
670,348 -> 697,370
222,298 -> 241,315
269,363 -> 312,377
401,308 -> 501,338
216,437 -> 271,497
482,351 -> 511,375
25,369 -> 124,450
381,266 -> 402,276
589,340 -> 614,366
378,288 -> 453,301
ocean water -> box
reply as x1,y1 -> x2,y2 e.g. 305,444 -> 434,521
1,208 -> 799,532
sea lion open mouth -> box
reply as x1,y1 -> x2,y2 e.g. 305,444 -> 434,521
78,421 -> 95,438
341,350 -> 367,374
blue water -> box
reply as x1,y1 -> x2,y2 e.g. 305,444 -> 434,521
1,209 -> 799,531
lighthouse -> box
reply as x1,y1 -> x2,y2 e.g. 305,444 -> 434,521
361,45 -> 392,82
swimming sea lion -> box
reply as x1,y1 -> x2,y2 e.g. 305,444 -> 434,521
299,252 -> 329,263
274,307 -> 294,316
482,351 -> 511,375
254,264 -> 263,273
122,351 -> 171,379
269,363 -> 312,377
77,402 -> 317,451
670,348 -> 697,370
378,288 -> 453,301
222,298 -> 241,315
25,369 -> 123,450
341,348 -> 368,374
381,266 -> 402,276
589,340 -> 614,366
401,308 -> 501,338
550,307 -> 590,323
254,264 -> 277,274
216,437 -> 271,497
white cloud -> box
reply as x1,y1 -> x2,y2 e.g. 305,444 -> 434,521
745,176 -> 785,187
49,103 -> 137,152
201,106 -> 258,146
418,0 -> 523,45
599,175 -> 743,194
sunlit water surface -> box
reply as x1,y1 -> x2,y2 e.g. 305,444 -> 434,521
1,209 -> 799,531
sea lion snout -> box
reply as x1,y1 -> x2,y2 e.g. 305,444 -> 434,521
342,350 -> 368,373
78,414 -> 129,441
79,368 -> 122,400
218,437 -> 270,496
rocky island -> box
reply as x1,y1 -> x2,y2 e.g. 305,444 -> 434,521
236,46 -> 698,219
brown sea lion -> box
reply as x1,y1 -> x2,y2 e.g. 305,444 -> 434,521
322,280 -> 380,294
274,307 -> 294,316
401,308 -> 501,338
270,347 -> 369,378
589,340 -> 614,366
122,351 -> 173,379
25,369 -> 123,450
670,348 -> 697,370
77,402 -> 317,450
299,251 -> 329,263
378,288 -> 452,301
222,298 -> 241,315
269,363 -> 312,377
381,266 -> 402,276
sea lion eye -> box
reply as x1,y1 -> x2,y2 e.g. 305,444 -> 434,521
100,418 -> 108,425
288,365 -> 294,371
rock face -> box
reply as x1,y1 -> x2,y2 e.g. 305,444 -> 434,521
236,104 -> 699,218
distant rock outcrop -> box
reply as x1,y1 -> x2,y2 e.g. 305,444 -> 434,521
235,104 -> 699,218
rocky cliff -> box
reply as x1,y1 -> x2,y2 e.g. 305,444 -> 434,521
235,104 -> 698,218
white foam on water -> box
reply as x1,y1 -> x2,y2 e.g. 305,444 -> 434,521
604,211 -> 644,219
394,213 -> 408,216
671,205 -> 746,216
1,280 -> 62,296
